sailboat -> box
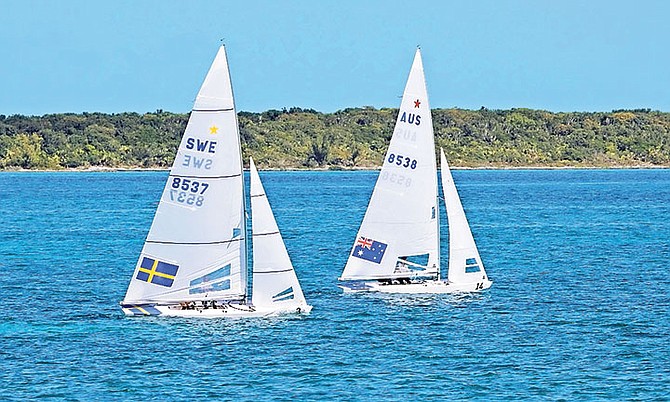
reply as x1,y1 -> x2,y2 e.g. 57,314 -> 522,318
121,46 -> 311,317
338,48 -> 492,293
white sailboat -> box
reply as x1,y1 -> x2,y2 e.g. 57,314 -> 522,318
338,48 -> 492,293
121,46 -> 311,317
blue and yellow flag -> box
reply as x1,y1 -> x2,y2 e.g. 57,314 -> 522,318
136,257 -> 179,287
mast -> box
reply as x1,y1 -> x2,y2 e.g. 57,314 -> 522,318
436,164 -> 441,280
222,44 -> 249,300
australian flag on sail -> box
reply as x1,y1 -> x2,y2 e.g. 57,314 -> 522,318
351,236 -> 387,264
136,257 -> 179,287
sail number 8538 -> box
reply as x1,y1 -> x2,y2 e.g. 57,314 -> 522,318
388,153 -> 417,169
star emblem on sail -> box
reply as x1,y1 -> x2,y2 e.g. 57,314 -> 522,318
414,99 -> 421,108
209,125 -> 219,134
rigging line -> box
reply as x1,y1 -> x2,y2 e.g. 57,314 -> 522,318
226,301 -> 256,312
146,238 -> 244,245
252,268 -> 294,274
169,173 -> 241,179
252,231 -> 280,237
191,108 -> 234,112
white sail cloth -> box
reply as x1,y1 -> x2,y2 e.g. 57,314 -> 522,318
441,149 -> 490,285
249,158 -> 308,309
341,49 -> 439,280
123,46 -> 247,304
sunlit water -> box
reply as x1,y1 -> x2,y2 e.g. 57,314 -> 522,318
0,170 -> 668,400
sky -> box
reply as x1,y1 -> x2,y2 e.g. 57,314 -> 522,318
1,0 -> 669,115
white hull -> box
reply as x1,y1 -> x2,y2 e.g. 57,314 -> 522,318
122,302 -> 312,318
339,279 -> 492,294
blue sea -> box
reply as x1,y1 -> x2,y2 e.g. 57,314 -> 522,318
1,169 -> 669,400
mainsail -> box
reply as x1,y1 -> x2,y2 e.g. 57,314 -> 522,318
440,149 -> 489,285
123,46 -> 247,304
249,158 -> 307,309
340,48 -> 439,280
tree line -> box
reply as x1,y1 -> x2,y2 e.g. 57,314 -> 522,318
0,107 -> 669,169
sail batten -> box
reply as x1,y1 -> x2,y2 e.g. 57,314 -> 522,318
192,108 -> 235,112
168,173 -> 242,179
146,239 -> 244,245
253,231 -> 280,237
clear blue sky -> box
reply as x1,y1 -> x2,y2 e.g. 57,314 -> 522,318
1,0 -> 669,115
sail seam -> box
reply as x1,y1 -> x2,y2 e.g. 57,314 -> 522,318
169,173 -> 241,179
146,238 -> 244,245
192,108 -> 234,112
252,231 -> 280,237
252,268 -> 294,274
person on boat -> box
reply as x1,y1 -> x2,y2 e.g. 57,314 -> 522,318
396,257 -> 410,272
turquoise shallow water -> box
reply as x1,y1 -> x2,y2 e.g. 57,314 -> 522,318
1,169 -> 669,400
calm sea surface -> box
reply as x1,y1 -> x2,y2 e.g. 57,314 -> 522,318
0,169 -> 669,400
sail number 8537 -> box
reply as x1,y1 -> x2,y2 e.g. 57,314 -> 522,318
168,177 -> 209,207
171,177 -> 209,194
388,153 -> 417,169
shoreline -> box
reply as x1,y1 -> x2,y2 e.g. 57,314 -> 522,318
2,164 -> 670,173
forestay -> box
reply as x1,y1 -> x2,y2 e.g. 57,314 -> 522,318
249,158 -> 307,309
440,149 -> 489,285
123,46 -> 247,304
340,49 -> 439,280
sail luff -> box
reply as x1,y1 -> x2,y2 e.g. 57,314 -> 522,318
222,45 -> 248,299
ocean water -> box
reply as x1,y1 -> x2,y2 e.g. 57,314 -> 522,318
0,169 -> 669,401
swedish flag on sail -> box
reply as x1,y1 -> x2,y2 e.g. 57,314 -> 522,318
136,257 -> 179,287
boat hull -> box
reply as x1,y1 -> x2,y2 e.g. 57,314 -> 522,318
339,279 -> 492,294
121,303 -> 312,318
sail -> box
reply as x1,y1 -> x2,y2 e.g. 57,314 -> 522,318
340,49 -> 439,280
249,158 -> 307,309
123,46 -> 247,304
440,149 -> 489,285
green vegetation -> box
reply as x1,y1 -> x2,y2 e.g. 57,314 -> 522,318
1,107 -> 669,170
